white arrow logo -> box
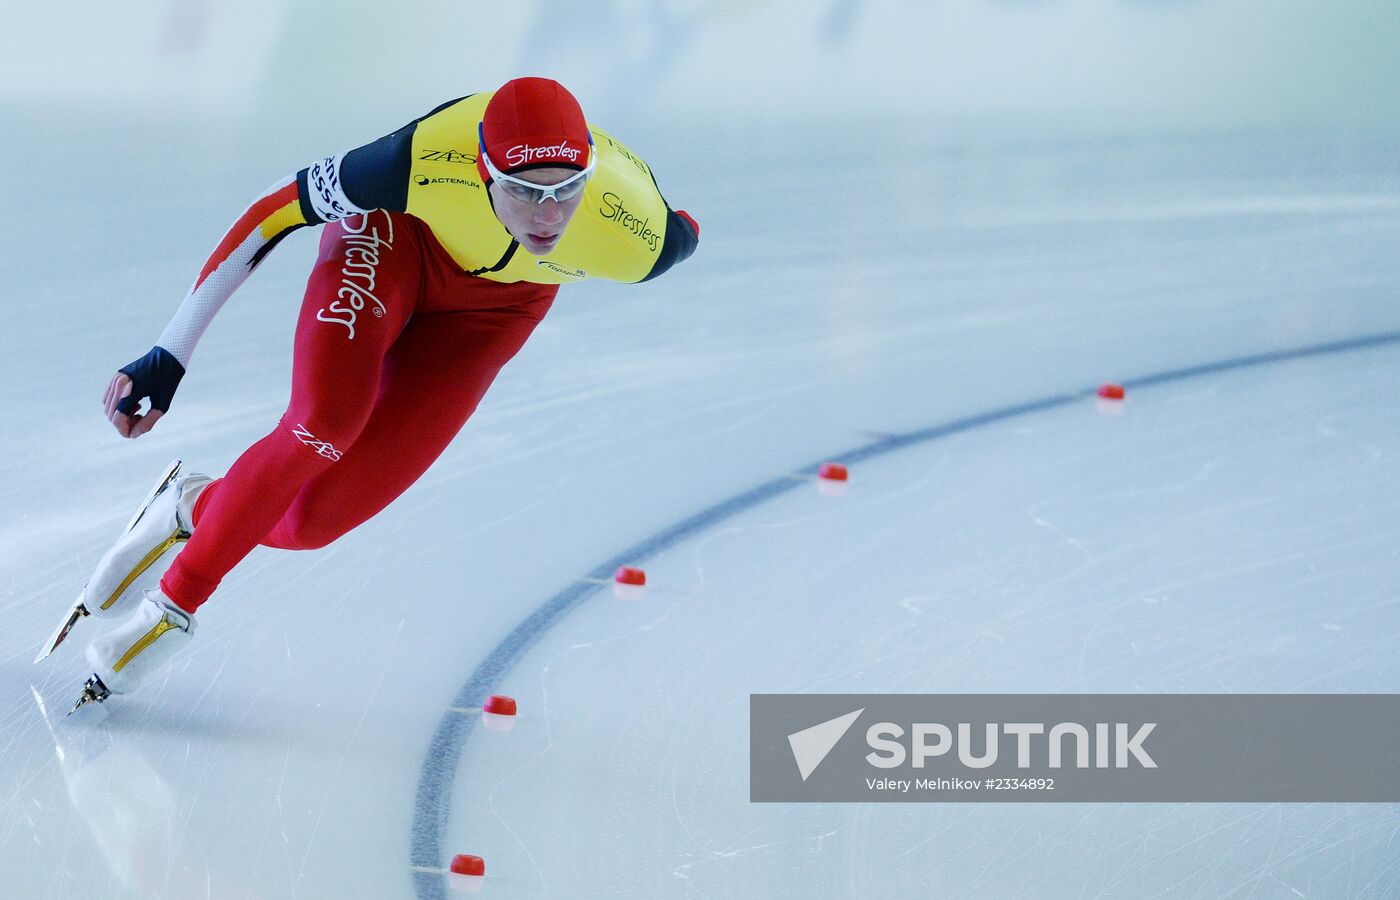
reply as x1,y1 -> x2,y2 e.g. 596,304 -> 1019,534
788,708 -> 864,781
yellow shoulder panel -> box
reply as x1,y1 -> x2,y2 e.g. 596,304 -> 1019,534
404,96 -> 667,285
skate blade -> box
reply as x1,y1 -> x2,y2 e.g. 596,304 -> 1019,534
41,457 -> 186,660
34,597 -> 90,664
123,458 -> 183,535
66,677 -> 111,718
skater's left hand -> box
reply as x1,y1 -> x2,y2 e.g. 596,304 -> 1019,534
104,372 -> 164,438
104,345 -> 186,438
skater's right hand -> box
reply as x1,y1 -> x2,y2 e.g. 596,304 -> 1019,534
104,346 -> 186,438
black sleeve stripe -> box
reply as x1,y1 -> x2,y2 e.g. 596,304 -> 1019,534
424,94 -> 471,118
295,168 -> 320,224
249,222 -> 306,271
642,207 -> 699,282
467,241 -> 520,277
339,96 -> 474,214
647,166 -> 665,199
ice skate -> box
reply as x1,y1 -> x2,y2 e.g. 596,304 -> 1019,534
36,459 -> 211,663
69,589 -> 196,715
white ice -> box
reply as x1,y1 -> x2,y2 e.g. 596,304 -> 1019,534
4,3 -> 1400,899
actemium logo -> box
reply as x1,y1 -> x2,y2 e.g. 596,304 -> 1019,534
788,708 -> 864,781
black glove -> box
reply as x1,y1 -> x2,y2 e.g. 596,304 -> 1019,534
116,346 -> 186,415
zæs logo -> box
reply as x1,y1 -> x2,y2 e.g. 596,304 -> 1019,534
291,424 -> 343,461
418,148 -> 476,165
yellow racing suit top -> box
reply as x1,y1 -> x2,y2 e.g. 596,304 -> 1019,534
150,92 -> 698,370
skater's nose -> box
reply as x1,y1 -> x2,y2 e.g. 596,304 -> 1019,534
533,199 -> 565,227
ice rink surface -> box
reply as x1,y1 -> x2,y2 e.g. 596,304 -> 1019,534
5,7 -> 1400,897
2,116 -> 1398,899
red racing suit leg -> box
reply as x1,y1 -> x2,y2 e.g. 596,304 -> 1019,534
160,212 -> 557,613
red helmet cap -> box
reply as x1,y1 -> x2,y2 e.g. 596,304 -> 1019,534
479,77 -> 590,179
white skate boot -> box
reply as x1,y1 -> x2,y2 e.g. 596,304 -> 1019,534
85,462 -> 211,619
70,589 -> 196,714
35,460 -> 211,663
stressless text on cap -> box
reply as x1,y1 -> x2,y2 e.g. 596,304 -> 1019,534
505,142 -> 584,167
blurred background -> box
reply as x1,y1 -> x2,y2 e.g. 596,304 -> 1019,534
5,0 -> 1400,129
7,0 -> 1399,374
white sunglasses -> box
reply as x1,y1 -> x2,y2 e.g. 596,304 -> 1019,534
478,126 -> 596,204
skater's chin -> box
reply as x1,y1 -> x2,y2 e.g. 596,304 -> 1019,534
521,233 -> 561,255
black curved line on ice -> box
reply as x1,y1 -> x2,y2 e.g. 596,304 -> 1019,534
411,329 -> 1400,898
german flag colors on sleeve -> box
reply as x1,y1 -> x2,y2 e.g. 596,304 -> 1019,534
154,159 -> 369,368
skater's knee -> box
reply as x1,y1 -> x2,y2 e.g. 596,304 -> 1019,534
278,525 -> 339,551
262,502 -> 350,551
